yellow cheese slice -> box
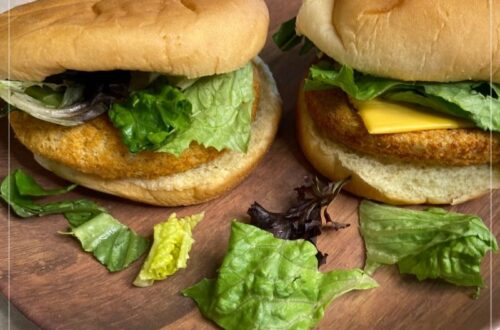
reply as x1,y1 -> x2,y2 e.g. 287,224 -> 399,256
350,97 -> 474,134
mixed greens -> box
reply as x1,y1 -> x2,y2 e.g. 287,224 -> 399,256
0,71 -> 129,126
0,64 -> 255,155
359,201 -> 498,288
248,177 -> 350,265
183,221 -> 377,330
134,212 -> 204,287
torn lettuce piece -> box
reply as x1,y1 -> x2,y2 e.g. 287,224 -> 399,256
69,213 -> 149,272
1,169 -> 104,219
359,200 -> 498,287
156,63 -> 254,155
134,212 -> 204,287
305,63 -> 500,132
183,222 -> 377,330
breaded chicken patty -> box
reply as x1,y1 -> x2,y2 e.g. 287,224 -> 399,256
10,67 -> 261,180
305,88 -> 500,166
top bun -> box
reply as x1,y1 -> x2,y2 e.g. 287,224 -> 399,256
297,0 -> 499,82
0,0 -> 269,81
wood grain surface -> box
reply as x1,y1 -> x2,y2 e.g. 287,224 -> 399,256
1,1 -> 499,329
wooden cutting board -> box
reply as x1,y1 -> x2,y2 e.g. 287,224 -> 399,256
1,1 -> 499,329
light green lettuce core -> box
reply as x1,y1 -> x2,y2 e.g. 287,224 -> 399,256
133,212 -> 204,287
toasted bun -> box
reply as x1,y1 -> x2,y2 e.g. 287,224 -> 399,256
34,58 -> 282,206
0,0 -> 269,81
296,0 -> 500,82
297,88 -> 500,205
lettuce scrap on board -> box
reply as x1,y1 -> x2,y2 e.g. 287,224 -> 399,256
67,213 -> 149,272
134,212 -> 204,287
359,200 -> 498,288
1,169 -> 149,272
183,222 -> 377,330
1,169 -> 103,220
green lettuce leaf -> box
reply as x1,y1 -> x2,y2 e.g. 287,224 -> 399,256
183,222 -> 377,330
305,64 -> 500,132
272,17 -> 314,54
134,212 -> 204,287
359,201 -> 498,287
108,83 -> 192,153
14,169 -> 77,196
1,169 -> 104,219
68,213 -> 149,272
157,63 -> 254,155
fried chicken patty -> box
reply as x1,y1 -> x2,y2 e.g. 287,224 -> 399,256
305,88 -> 500,166
10,66 -> 261,180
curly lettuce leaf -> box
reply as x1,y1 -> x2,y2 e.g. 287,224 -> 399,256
183,222 -> 377,330
133,212 -> 204,287
359,201 -> 498,287
305,64 -> 500,132
108,84 -> 192,153
156,63 -> 254,155
1,169 -> 104,219
68,212 -> 149,272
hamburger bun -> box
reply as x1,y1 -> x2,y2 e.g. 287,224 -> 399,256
296,0 -> 500,82
0,0 -> 269,81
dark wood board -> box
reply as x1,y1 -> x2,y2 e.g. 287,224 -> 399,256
0,1 -> 499,329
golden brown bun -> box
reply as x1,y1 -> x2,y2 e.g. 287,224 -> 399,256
296,0 -> 500,82
34,58 -> 282,206
0,0 -> 269,81
304,88 -> 500,166
297,87 -> 500,205
10,65 -> 261,180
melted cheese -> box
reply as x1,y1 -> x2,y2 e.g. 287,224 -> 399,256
350,98 -> 474,134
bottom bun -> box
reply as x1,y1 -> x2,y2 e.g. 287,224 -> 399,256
35,58 -> 282,206
297,88 -> 500,205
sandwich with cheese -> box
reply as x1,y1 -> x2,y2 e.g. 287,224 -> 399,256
0,0 -> 281,206
281,0 -> 499,204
